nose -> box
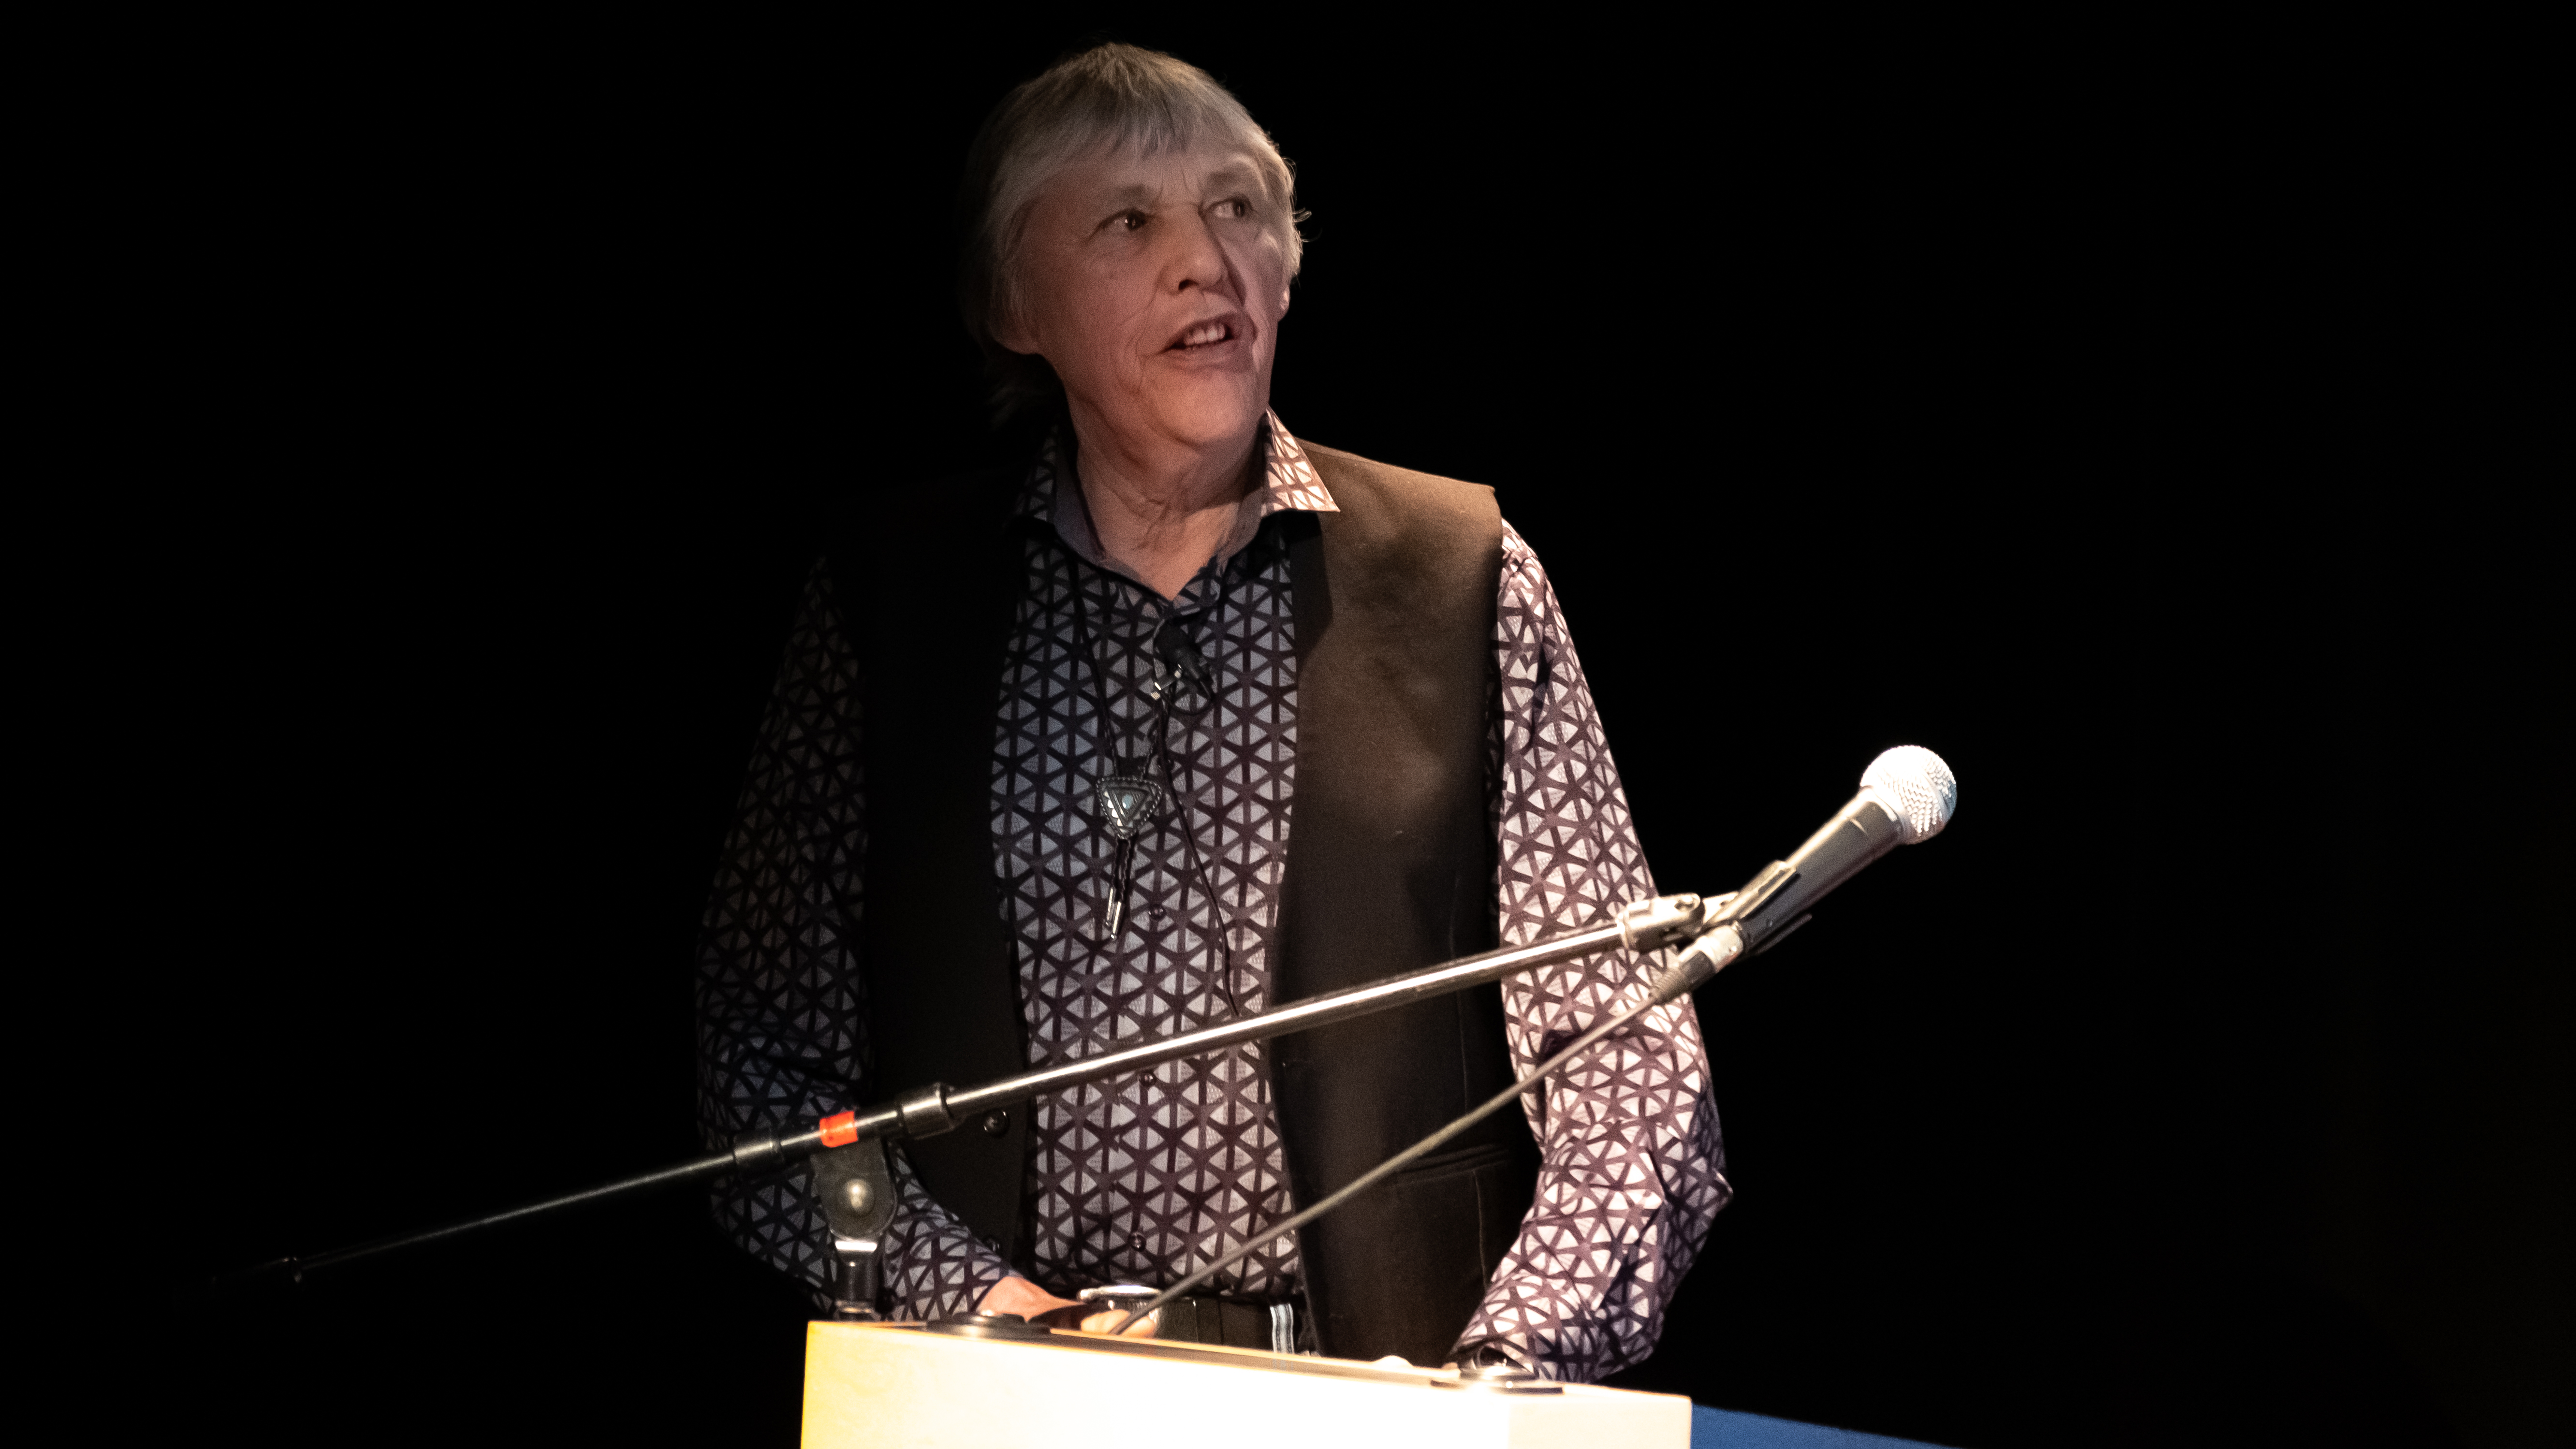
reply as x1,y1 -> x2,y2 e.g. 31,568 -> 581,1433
1162,208 -> 1233,296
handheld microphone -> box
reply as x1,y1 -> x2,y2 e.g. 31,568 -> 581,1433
1727,744 -> 1958,951
1658,746 -> 1958,992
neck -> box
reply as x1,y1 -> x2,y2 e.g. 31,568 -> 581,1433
1069,410 -> 1261,600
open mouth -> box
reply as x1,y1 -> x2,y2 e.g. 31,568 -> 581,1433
1169,320 -> 1239,351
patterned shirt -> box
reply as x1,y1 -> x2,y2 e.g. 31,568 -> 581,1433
695,416 -> 1731,1380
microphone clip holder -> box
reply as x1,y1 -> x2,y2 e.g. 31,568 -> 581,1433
814,1134 -> 898,1320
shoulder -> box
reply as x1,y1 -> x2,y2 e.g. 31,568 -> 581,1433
826,465 -> 1025,564
1495,519 -> 1547,600
820,463 -> 1030,642
1299,441 -> 1497,526
1492,521 -> 1560,644
1296,441 -> 1502,569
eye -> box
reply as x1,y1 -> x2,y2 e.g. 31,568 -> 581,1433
1211,197 -> 1253,220
1110,209 -> 1150,233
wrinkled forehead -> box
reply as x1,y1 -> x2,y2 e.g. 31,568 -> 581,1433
1044,140 -> 1270,204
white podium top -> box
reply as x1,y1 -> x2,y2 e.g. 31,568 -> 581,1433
802,1321 -> 1691,1449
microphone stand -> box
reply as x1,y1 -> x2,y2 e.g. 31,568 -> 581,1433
204,892 -> 1726,1312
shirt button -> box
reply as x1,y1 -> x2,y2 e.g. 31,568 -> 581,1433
1129,1234 -> 1147,1254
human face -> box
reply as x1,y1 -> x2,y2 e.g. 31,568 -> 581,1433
998,143 -> 1292,460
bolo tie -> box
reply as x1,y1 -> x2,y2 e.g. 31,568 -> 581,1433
1077,582 -> 1218,940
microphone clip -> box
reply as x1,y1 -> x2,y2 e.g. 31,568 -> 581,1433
1718,861 -> 1800,934
1616,893 -> 1717,952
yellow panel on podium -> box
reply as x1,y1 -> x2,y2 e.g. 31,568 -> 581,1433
802,1321 -> 1690,1449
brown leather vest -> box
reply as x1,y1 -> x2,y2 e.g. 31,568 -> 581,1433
829,442 -> 1537,1365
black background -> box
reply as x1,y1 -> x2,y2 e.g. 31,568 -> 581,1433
122,19 -> 2563,1449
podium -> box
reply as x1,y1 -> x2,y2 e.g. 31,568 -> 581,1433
801,1321 -> 1692,1448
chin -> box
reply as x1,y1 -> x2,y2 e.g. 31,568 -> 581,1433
1148,381 -> 1269,448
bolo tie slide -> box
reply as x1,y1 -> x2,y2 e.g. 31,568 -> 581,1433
1093,625 -> 1214,939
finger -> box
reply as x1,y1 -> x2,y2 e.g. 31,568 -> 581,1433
1078,1309 -> 1157,1337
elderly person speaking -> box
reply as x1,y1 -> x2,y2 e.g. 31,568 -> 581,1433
696,43 -> 1728,1380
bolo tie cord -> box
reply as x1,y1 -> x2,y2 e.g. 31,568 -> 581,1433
1157,578 -> 1247,1014
1068,571 -> 1143,939
1072,550 -> 1246,1017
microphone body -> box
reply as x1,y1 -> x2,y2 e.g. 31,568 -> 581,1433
1722,791 -> 1907,952
1659,745 -> 1958,990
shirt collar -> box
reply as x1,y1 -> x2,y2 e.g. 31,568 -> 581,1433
1014,410 -> 1338,585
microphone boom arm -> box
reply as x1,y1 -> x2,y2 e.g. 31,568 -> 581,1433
205,892 -> 1718,1305
205,742 -> 1955,1317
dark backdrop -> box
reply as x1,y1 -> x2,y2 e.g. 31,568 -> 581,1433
136,22 -> 2563,1449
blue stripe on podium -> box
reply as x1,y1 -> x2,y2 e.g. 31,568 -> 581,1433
1691,1403 -> 1952,1449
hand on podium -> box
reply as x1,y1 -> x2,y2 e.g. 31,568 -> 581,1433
978,1275 -> 1159,1336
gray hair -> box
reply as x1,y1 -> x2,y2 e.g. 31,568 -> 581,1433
955,44 -> 1306,422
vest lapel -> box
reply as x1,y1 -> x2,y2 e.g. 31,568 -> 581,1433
1274,445 -> 1535,1365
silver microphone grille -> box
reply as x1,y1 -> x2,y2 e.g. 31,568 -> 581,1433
1859,746 -> 1958,844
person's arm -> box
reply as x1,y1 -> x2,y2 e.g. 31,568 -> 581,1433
694,562 -> 1018,1320
1447,526 -> 1734,1381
